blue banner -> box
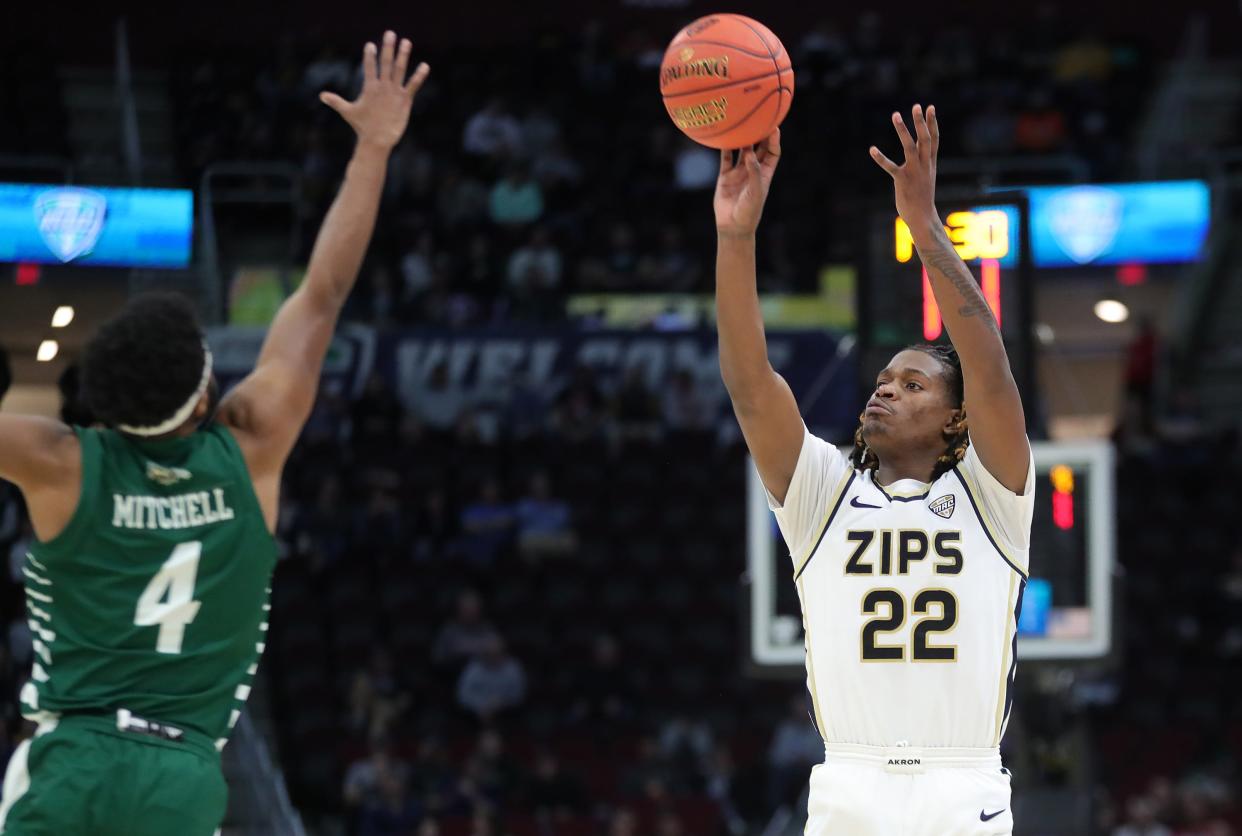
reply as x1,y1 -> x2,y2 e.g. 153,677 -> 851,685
380,328 -> 858,439
0,183 -> 193,268
206,326 -> 859,440
1002,180 -> 1209,268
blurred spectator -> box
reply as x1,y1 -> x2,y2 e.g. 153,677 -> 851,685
767,696 -> 825,807
1014,89 -> 1067,153
294,476 -> 351,569
514,471 -> 576,560
488,166 -> 544,227
302,45 -> 351,96
703,744 -> 747,836
456,635 -> 527,723
637,227 -> 701,291
607,808 -> 638,836
1054,31 -> 1114,85
531,137 -> 582,191
1156,387 -> 1209,452
579,223 -> 639,290
352,374 -> 403,446
432,590 -> 499,668
1111,796 -> 1173,836
502,372 -> 547,440
388,139 -> 436,204
527,749 -> 585,817
400,230 -> 437,302
659,713 -> 715,775
613,365 -> 662,441
519,106 -> 561,157
550,365 -> 608,443
7,521 -> 33,586
460,729 -> 524,804
408,361 -> 467,432
462,98 -> 522,160
343,736 -> 410,821
357,769 -> 421,836
571,634 -> 631,725
457,476 -> 514,566
6,619 -> 30,670
964,98 -> 1016,155
1112,392 -> 1157,459
656,812 -> 685,836
408,735 -> 458,816
368,264 -> 398,325
662,369 -> 713,431
673,140 -> 718,191
412,487 -> 459,561
436,166 -> 489,228
506,226 -> 563,320
622,734 -> 679,798
347,670 -> 390,738
1124,317 -> 1159,422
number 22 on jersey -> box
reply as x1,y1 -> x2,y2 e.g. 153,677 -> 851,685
133,541 -> 203,654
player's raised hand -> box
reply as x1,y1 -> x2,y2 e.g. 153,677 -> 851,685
870,105 -> 940,234
320,30 -> 430,151
714,130 -> 781,237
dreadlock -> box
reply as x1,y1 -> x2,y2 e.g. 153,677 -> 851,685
850,343 -> 970,481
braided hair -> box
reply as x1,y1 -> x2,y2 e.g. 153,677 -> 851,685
850,344 -> 970,481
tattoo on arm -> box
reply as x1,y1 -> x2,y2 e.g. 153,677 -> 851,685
922,246 -> 999,332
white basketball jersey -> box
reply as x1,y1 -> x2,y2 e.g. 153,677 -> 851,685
768,428 -> 1035,749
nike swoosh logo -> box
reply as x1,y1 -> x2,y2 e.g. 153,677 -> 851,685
980,809 -> 1006,822
850,497 -> 882,509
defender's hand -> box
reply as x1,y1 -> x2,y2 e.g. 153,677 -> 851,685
320,30 -> 430,151
714,130 -> 781,237
870,105 -> 940,239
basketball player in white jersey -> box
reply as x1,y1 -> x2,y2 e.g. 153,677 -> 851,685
714,106 -> 1033,835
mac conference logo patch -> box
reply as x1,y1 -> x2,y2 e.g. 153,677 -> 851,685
34,187 -> 108,263
929,494 -> 955,519
146,461 -> 192,487
1047,185 -> 1123,264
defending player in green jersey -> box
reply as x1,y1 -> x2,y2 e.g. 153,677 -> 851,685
0,31 -> 429,836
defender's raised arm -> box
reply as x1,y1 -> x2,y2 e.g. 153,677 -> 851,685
218,31 -> 429,523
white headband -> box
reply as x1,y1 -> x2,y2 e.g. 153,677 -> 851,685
118,346 -> 214,437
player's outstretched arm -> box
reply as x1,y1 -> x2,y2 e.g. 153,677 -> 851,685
714,131 -> 805,504
871,105 -> 1028,492
219,32 -> 429,490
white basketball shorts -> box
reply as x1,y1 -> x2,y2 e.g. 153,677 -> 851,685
806,743 -> 1014,836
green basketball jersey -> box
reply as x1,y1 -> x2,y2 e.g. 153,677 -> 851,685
20,423 -> 277,750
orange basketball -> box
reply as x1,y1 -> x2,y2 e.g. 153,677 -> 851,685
659,14 -> 794,150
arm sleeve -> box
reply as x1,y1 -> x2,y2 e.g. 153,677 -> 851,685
959,439 -> 1036,552
764,426 -> 851,560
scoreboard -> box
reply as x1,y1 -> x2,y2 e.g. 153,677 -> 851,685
859,195 -> 1035,419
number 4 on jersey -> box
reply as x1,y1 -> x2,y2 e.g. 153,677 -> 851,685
134,541 -> 203,654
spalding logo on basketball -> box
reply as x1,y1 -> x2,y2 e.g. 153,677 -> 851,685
659,13 -> 794,150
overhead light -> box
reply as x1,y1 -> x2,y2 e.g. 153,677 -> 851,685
1093,299 -> 1129,324
1035,323 -> 1056,345
37,340 -> 59,362
51,306 -> 74,328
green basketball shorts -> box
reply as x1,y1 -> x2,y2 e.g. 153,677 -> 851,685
0,713 -> 226,836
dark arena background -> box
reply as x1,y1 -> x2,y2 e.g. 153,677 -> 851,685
1,1 -> 1241,834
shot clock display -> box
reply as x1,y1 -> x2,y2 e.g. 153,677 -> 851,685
860,195 -> 1034,418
